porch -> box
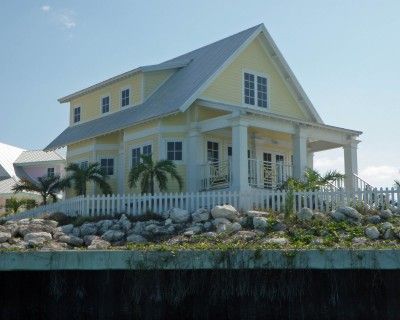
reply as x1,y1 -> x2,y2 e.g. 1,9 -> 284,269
187,100 -> 365,192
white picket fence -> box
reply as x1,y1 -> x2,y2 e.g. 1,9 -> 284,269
6,188 -> 400,221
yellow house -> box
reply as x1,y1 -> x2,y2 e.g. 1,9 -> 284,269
46,24 -> 364,197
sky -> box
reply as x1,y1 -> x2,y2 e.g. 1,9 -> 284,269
0,1 -> 399,187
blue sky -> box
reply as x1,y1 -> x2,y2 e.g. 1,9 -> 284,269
0,1 -> 399,187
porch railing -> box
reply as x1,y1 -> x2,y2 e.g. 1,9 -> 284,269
248,159 -> 293,189
199,160 -> 231,190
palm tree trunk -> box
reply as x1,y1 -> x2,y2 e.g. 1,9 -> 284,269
41,194 -> 47,205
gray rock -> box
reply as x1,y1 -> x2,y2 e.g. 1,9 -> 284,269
17,222 -> 55,237
365,226 -> 380,240
101,230 -> 125,242
336,206 -> 362,221
203,232 -> 218,238
79,223 -> 97,237
126,234 -> 148,243
212,217 -> 232,226
232,230 -> 257,241
329,211 -> 345,221
297,207 -> 314,221
131,221 -> 146,235
110,224 -> 122,231
384,228 -> 394,240
88,239 -> 111,250
184,225 -> 203,235
97,220 -> 113,234
352,237 -> 367,245
40,242 -> 68,251
230,222 -> 242,233
272,222 -> 287,232
380,209 -> 393,220
0,232 -> 11,243
246,210 -> 270,218
211,204 -> 239,221
164,218 -> 173,226
43,220 -> 58,228
380,222 -> 394,231
60,224 -> 74,234
83,235 -> 100,246
253,216 -> 268,231
264,237 -> 289,246
118,214 -> 132,231
71,227 -> 80,237
145,224 -> 158,233
169,208 -> 190,223
367,215 -> 382,224
24,232 -> 52,243
203,221 -> 212,231
216,224 -> 229,233
58,235 -> 84,247
191,208 -> 210,223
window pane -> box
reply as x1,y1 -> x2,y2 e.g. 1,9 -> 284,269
244,73 -> 255,105
257,76 -> 267,108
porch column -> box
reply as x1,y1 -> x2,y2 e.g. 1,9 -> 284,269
231,121 -> 249,191
187,129 -> 202,192
343,140 -> 359,191
118,132 -> 125,194
307,151 -> 314,169
293,126 -> 308,180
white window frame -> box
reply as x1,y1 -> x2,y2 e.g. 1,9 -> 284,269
120,86 -> 132,108
242,69 -> 270,109
99,157 -> 115,176
165,140 -> 184,163
72,106 -> 81,124
100,94 -> 111,115
206,140 -> 221,163
130,142 -> 153,168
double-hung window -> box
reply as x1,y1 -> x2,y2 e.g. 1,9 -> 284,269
207,141 -> 219,163
100,158 -> 114,175
131,144 -> 152,167
80,161 -> 88,170
73,107 -> 81,123
101,96 -> 110,114
47,168 -> 55,178
244,72 -> 268,108
167,141 -> 182,161
121,89 -> 130,107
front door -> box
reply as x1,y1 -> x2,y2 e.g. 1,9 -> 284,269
263,152 -> 273,188
275,154 -> 285,186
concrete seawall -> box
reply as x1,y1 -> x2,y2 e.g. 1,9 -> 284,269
1,249 -> 400,270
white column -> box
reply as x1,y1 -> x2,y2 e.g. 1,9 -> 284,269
344,140 -> 359,191
292,126 -> 308,180
118,132 -> 125,195
307,150 -> 314,170
231,122 -> 249,191
186,129 -> 203,192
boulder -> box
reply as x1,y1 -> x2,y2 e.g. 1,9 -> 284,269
41,242 -> 68,251
184,225 -> 203,236
246,210 -> 270,218
336,206 -> 362,222
253,216 -> 268,232
229,222 -> 242,233
212,217 -> 232,227
232,230 -> 257,241
58,235 -> 84,247
365,226 -> 380,240
169,208 -> 190,223
380,209 -> 393,220
88,239 -> 111,250
367,215 -> 381,224
0,232 -> 11,243
297,208 -> 314,221
264,237 -> 289,246
329,210 -> 345,222
131,221 -> 146,235
126,234 -> 148,244
211,205 -> 239,221
164,218 -> 173,226
97,220 -> 113,234
352,237 -> 367,245
71,227 -> 81,237
24,232 -> 52,243
118,214 -> 132,231
191,208 -> 210,223
272,221 -> 287,232
79,223 -> 97,237
17,222 -> 55,237
203,221 -> 212,231
101,230 -> 125,242
60,224 -> 74,234
83,235 -> 100,246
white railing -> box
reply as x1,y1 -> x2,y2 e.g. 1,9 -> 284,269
199,160 -> 231,190
248,159 -> 293,189
7,187 -> 399,221
353,173 -> 374,191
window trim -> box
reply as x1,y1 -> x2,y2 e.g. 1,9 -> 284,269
100,94 -> 111,115
166,140 -> 183,163
206,140 -> 220,163
120,86 -> 132,108
72,106 -> 81,124
99,157 -> 115,176
242,69 -> 270,109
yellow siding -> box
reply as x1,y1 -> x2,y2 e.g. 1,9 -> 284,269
143,70 -> 175,100
200,35 -> 308,120
161,113 -> 186,126
69,73 -> 143,125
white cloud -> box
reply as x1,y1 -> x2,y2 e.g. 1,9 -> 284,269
359,165 -> 400,188
41,5 -> 50,12
314,156 -> 344,174
58,10 -> 76,29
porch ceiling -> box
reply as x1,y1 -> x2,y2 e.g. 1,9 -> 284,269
308,140 -> 342,152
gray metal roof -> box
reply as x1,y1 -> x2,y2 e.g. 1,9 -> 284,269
14,150 -> 65,164
0,177 -> 17,195
0,142 -> 25,179
46,24 -> 261,150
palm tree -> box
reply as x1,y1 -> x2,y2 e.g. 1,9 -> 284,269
128,154 -> 183,195
395,180 -> 400,188
280,168 -> 344,191
5,197 -> 26,214
12,175 -> 65,205
63,162 -> 112,196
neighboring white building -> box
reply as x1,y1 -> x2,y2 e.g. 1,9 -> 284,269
0,142 -> 66,213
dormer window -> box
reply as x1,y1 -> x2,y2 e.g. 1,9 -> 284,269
121,88 -> 130,107
244,72 -> 268,108
73,106 -> 81,123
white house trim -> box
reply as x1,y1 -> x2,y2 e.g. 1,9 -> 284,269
67,144 -> 119,158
